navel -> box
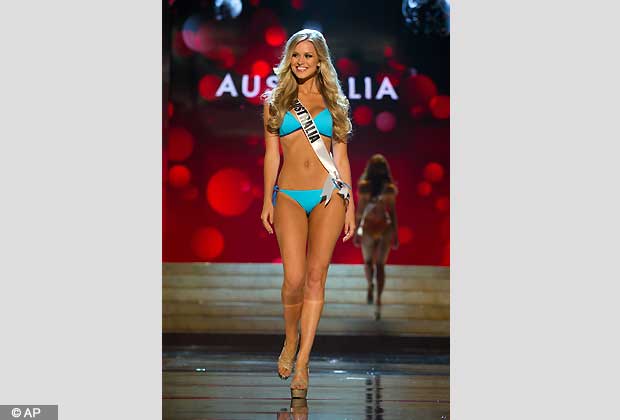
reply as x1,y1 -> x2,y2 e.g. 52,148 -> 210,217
304,159 -> 310,168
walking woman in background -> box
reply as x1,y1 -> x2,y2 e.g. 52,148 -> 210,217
260,29 -> 355,399
353,154 -> 399,320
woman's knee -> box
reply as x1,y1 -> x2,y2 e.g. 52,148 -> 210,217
305,263 -> 328,291
283,271 -> 305,294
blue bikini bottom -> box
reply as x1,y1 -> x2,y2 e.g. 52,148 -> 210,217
272,185 -> 323,216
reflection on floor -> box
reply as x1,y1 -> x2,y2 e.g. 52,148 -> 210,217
163,336 -> 449,420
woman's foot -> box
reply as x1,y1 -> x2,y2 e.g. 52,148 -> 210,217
374,302 -> 382,321
278,334 -> 299,379
290,361 -> 309,398
367,284 -> 374,304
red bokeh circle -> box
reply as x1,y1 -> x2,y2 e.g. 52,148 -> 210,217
206,168 -> 254,216
398,226 -> 414,245
207,46 -> 236,69
251,60 -> 271,77
424,162 -> 444,183
375,111 -> 396,132
435,196 -> 449,212
192,227 -> 224,260
168,165 -> 191,188
198,74 -> 222,101
265,26 -> 286,46
429,95 -> 450,119
417,181 -> 432,197
167,126 -> 194,161
336,57 -> 359,77
353,105 -> 373,126
402,74 -> 438,107
291,0 -> 304,10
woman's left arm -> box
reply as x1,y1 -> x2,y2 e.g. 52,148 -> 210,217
333,141 -> 356,243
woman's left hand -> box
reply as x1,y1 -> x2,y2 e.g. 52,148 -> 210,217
342,204 -> 356,242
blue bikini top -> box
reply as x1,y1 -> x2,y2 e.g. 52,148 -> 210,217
279,108 -> 333,137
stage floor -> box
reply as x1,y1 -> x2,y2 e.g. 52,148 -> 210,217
163,336 -> 449,419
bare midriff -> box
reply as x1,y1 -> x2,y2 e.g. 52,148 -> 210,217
277,130 -> 332,190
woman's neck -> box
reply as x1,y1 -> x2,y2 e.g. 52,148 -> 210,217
297,76 -> 320,95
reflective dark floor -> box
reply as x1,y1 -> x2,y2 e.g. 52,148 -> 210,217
163,336 -> 449,420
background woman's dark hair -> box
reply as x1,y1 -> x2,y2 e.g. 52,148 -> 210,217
358,154 -> 396,197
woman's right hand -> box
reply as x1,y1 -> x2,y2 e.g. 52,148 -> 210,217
261,201 -> 275,234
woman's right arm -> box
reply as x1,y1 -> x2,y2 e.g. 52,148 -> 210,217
261,102 -> 280,234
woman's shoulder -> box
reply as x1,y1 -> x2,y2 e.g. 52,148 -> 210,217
357,180 -> 371,194
383,183 -> 398,195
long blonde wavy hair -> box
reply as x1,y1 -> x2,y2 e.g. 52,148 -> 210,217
262,29 -> 352,144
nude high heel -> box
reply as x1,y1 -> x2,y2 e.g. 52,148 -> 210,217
278,333 -> 300,380
278,302 -> 303,380
290,363 -> 309,399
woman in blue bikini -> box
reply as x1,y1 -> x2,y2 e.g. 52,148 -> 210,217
260,29 -> 356,399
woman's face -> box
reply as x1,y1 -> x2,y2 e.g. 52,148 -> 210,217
290,40 -> 320,80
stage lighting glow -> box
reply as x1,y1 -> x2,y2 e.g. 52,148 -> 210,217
429,95 -> 449,119
291,0 -> 304,10
192,227 -> 225,260
251,60 -> 271,77
388,59 -> 406,73
167,102 -> 174,118
168,165 -> 191,188
303,20 -> 323,32
376,111 -> 396,132
206,168 -> 254,216
336,58 -> 359,77
442,242 -> 450,266
181,15 -> 202,52
424,162 -> 444,183
246,135 -> 260,146
209,46 -> 235,69
168,127 -> 194,161
198,74 -> 222,101
265,26 -> 286,46
384,46 -> 394,58
417,181 -> 432,197
195,25 -> 214,54
250,0 -> 260,6
353,105 -> 373,126
251,185 -> 263,199
402,0 -> 450,36
435,196 -> 449,212
398,226 -> 414,245
214,0 -> 243,20
403,74 -> 438,107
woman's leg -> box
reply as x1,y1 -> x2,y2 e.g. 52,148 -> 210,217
291,191 -> 345,390
374,230 -> 394,319
274,191 -> 309,378
361,235 -> 378,303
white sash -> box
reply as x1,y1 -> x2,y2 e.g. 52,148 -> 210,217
291,98 -> 351,205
